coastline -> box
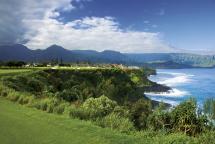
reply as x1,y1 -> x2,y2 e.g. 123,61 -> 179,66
144,70 -> 173,108
144,69 -> 171,93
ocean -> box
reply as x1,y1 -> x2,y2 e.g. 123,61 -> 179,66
145,68 -> 215,106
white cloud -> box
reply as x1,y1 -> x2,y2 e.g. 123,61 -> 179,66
25,16 -> 174,53
0,0 -> 74,44
0,0 -> 175,53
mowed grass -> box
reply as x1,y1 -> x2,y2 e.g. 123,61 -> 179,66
0,98 -> 143,144
0,69 -> 33,77
0,67 -> 111,77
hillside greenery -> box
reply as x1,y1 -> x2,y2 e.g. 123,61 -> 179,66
2,98 -> 215,144
170,53 -> 215,67
1,68 -> 152,104
127,53 -> 215,68
0,68 -> 215,143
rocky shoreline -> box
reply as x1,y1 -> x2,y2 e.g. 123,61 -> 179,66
144,82 -> 171,93
144,70 -> 172,108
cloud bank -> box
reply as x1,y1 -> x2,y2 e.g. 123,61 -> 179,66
0,0 -> 175,53
0,0 -> 73,44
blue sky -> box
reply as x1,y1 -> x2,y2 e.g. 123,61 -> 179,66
65,0 -> 215,51
0,0 -> 215,53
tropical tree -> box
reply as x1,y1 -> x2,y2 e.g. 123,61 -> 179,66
170,99 -> 207,136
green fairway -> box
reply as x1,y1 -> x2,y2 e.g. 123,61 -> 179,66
0,69 -> 32,77
0,98 -> 141,144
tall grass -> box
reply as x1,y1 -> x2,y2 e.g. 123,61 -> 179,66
0,82 -> 70,116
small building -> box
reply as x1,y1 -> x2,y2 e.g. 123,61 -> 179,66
128,66 -> 140,69
25,64 -> 31,67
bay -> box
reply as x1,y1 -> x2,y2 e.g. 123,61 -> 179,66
145,68 -> 215,106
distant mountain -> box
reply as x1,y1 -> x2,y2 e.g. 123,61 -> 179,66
143,61 -> 192,69
125,53 -> 172,63
170,53 -> 215,67
99,50 -> 129,63
1,44 -> 215,68
34,45 -> 80,62
126,53 -> 215,68
0,44 -> 129,64
0,44 -> 33,61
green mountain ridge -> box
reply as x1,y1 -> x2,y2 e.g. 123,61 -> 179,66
1,44 -> 215,68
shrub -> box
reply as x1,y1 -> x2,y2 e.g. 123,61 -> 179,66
32,98 -> 60,113
147,102 -> 171,131
0,83 -> 36,105
15,75 -> 28,85
0,89 -> 8,97
46,98 -> 60,113
82,95 -> 117,117
26,96 -> 35,107
196,130 -> 215,143
63,104 -> 72,115
17,95 -> 32,105
96,113 -> 135,133
170,99 -> 207,136
27,78 -> 44,93
0,85 -> 12,97
69,107 -> 90,120
46,104 -> 54,113
0,84 -> 5,96
7,94 -> 20,102
130,99 -> 152,130
56,89 -> 78,102
112,106 -> 131,119
53,103 -> 68,114
204,98 -> 215,121
39,99 -> 49,111
5,90 -> 20,102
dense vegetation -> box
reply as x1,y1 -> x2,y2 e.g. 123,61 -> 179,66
2,98 -> 215,144
0,68 -> 215,143
0,61 -> 27,67
1,68 -> 152,104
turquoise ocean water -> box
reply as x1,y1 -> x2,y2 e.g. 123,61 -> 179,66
145,68 -> 215,106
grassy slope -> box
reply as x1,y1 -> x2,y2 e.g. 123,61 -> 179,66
0,98 -> 142,144
1,68 -> 203,144
0,69 -> 33,77
2,98 -> 214,144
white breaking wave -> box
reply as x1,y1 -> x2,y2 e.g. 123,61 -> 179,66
157,72 -> 194,77
149,98 -> 179,106
156,72 -> 194,86
145,88 -> 189,97
158,75 -> 191,86
146,71 -> 195,106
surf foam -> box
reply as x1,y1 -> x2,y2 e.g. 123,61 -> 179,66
145,88 -> 189,97
156,72 -> 194,86
149,97 -> 179,106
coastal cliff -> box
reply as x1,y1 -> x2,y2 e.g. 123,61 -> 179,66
1,67 -> 170,105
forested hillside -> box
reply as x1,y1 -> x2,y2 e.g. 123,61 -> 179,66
1,68 -> 167,105
171,53 -> 215,67
126,53 -> 215,68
